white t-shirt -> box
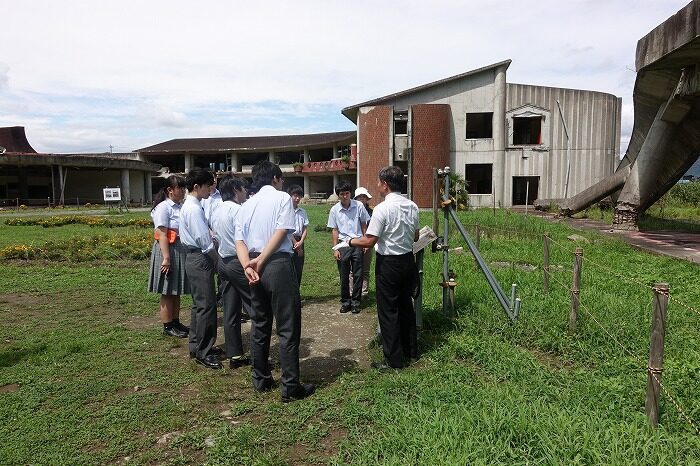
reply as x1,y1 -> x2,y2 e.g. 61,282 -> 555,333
235,185 -> 295,255
366,192 -> 419,255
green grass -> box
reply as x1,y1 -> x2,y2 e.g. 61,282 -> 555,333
1,206 -> 700,464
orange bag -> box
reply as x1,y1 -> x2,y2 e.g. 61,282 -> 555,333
154,228 -> 178,244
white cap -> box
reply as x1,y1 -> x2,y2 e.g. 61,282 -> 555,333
354,187 -> 372,199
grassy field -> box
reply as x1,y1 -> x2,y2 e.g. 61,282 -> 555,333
1,205 -> 700,464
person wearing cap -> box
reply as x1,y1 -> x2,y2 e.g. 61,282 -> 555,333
327,182 -> 371,314
340,166 -> 419,370
353,187 -> 373,297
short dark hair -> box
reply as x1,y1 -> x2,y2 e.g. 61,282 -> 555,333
335,182 -> 353,196
252,160 -> 282,187
218,175 -> 248,202
378,166 -> 405,193
287,184 -> 304,197
185,167 -> 215,191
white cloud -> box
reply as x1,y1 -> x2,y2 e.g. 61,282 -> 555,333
0,0 -> 690,152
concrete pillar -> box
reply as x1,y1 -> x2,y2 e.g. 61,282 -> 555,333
184,152 -> 193,173
303,175 -> 310,199
18,168 -> 28,201
303,149 -> 309,163
333,173 -> 339,190
120,168 -> 131,204
144,172 -> 153,204
230,152 -> 239,172
269,151 -> 276,163
492,64 -> 508,208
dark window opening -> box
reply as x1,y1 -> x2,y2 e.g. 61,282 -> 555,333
466,112 -> 493,139
464,164 -> 492,194
394,111 -> 408,135
513,116 -> 542,145
512,176 -> 539,205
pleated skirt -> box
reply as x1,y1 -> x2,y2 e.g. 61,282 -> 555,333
148,239 -> 190,295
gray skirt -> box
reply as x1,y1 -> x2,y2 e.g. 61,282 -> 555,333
148,239 -> 190,295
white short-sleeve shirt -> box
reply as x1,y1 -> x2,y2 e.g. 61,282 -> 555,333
211,200 -> 242,258
366,192 -> 419,255
179,195 -> 214,253
235,185 -> 295,255
150,198 -> 181,231
327,200 -> 370,241
292,207 -> 309,237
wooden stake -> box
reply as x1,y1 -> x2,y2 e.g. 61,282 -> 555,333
569,247 -> 583,333
475,225 -> 481,250
646,283 -> 669,428
543,233 -> 550,294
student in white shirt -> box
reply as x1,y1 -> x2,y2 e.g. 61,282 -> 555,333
327,182 -> 370,314
147,174 -> 189,338
342,166 -> 420,370
210,175 -> 251,370
287,184 -> 309,286
235,160 -> 315,402
180,167 -> 221,369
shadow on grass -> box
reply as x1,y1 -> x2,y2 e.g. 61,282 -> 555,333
0,343 -> 47,368
639,215 -> 700,233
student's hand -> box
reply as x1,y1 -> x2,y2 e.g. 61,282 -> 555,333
244,261 -> 260,285
160,258 -> 171,275
293,240 -> 303,250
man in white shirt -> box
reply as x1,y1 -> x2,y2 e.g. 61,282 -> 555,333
343,166 -> 420,370
180,167 -> 221,369
327,182 -> 370,314
235,161 -> 315,402
210,175 -> 251,370
202,177 -> 223,305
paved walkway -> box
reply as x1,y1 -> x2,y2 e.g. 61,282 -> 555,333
530,211 -> 700,264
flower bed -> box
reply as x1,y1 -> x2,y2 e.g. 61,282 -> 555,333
4,215 -> 151,228
0,233 -> 152,261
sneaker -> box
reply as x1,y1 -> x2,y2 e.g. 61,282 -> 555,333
163,326 -> 188,338
229,355 -> 250,369
173,321 -> 190,333
351,307 -> 360,314
340,305 -> 351,314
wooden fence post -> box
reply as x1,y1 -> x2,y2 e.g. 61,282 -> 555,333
475,225 -> 481,250
569,247 -> 583,333
543,233 -> 550,294
646,282 -> 669,427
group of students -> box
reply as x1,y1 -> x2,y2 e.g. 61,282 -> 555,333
148,161 -> 419,403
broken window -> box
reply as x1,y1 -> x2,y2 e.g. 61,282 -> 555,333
513,116 -> 542,145
464,164 -> 492,194
394,111 -> 408,135
465,112 -> 493,139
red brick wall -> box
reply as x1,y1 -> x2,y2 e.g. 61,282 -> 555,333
357,105 -> 391,201
411,104 -> 450,207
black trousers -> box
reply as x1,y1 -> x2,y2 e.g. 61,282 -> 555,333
375,252 -> 417,368
186,251 -> 218,359
292,236 -> 304,286
338,246 -> 363,309
249,253 -> 302,397
218,256 -> 252,358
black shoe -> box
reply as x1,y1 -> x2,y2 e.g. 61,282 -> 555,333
371,361 -> 398,372
163,326 -> 188,338
189,352 -> 196,359
173,321 -> 190,333
195,355 -> 222,369
254,380 -> 275,393
351,307 -> 360,314
229,356 -> 250,369
210,347 -> 224,357
240,311 -> 251,323
340,305 -> 350,314
281,383 -> 316,403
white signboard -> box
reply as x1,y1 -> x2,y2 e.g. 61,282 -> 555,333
103,187 -> 122,202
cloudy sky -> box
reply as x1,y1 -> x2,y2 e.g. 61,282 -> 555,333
0,0 -> 689,154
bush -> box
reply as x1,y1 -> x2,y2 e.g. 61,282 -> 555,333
664,182 -> 700,206
4,215 -> 151,228
0,233 -> 152,262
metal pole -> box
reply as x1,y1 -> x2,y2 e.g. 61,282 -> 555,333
543,233 -> 550,293
414,250 -> 425,329
442,168 -> 451,317
525,179 -> 530,216
569,247 -> 583,333
556,99 -> 572,199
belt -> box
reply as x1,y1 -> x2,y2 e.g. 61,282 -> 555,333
249,251 -> 291,259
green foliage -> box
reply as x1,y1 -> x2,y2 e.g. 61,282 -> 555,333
664,181 -> 700,206
0,233 -> 152,261
448,172 -> 470,211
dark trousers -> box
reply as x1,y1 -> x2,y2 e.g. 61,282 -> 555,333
249,253 -> 302,397
218,256 -> 252,358
292,237 -> 304,286
186,251 -> 218,358
338,246 -> 363,309
375,252 -> 418,368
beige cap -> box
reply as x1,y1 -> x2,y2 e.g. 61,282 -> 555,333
354,187 -> 372,199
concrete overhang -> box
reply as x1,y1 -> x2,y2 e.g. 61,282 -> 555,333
0,153 -> 160,172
